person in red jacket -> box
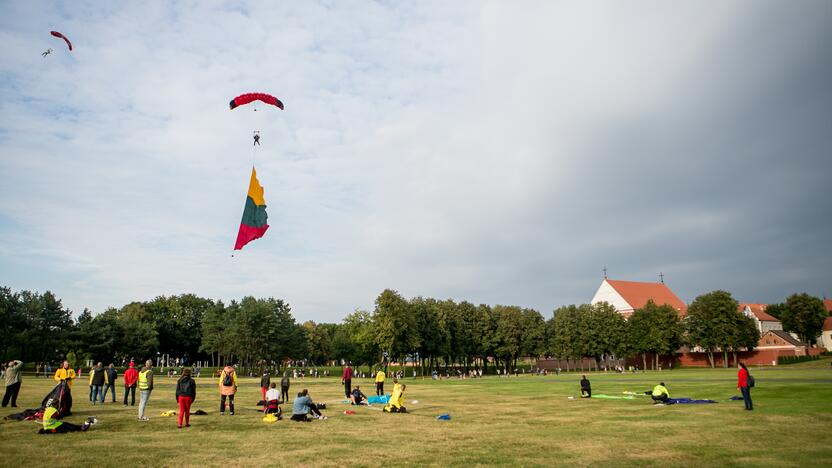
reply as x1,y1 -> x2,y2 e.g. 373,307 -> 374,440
123,362 -> 139,406
341,365 -> 352,399
737,362 -> 753,410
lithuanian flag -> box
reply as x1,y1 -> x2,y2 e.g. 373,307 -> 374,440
234,167 -> 269,250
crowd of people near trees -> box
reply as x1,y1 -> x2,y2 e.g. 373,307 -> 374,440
1,286 -> 828,384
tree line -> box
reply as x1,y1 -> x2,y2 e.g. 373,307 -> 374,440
1,285 -> 827,371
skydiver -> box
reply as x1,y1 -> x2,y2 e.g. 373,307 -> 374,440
253,133 -> 261,146
42,48 -> 53,57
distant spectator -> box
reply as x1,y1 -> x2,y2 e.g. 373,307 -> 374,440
580,375 -> 591,398
123,362 -> 138,406
175,368 -> 197,428
90,363 -> 105,405
281,371 -> 291,403
342,365 -> 353,399
2,360 -> 23,408
260,370 -> 270,401
375,369 -> 385,396
104,364 -> 118,403
219,364 -> 237,415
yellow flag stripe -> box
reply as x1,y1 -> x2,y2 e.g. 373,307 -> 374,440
247,167 -> 266,206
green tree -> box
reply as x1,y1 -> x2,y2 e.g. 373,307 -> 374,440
373,289 -> 419,366
118,302 -> 159,360
628,300 -> 684,370
303,321 -> 333,365
781,293 -> 827,345
686,290 -> 740,368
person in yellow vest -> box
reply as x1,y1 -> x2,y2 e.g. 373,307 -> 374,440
375,369 -> 386,396
137,360 -> 154,421
39,398 -> 92,433
53,360 -> 75,414
650,382 -> 670,405
218,365 -> 238,415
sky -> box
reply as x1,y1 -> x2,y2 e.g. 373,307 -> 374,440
1,1 -> 830,322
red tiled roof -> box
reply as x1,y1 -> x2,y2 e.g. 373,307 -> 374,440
738,303 -> 779,322
823,316 -> 832,332
824,299 -> 832,314
606,279 -> 687,315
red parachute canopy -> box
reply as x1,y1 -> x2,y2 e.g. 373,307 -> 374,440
50,31 -> 72,51
229,93 -> 284,111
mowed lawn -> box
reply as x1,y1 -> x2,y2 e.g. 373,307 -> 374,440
2,365 -> 831,467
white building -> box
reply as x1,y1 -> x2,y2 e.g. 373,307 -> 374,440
738,303 -> 782,334
590,279 -> 687,318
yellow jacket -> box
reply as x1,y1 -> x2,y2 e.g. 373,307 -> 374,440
375,371 -> 385,383
652,385 -> 669,398
385,385 -> 404,410
54,368 -> 76,388
42,406 -> 62,430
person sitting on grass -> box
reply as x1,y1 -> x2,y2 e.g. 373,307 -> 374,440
290,389 -> 326,422
264,382 -> 282,417
39,398 -> 93,434
580,375 -> 591,398
350,386 -> 369,406
383,383 -> 407,413
648,382 -> 670,405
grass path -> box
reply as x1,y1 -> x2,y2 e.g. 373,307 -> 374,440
2,367 -> 831,467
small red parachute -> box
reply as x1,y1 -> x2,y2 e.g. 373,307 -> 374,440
50,31 -> 72,51
229,93 -> 284,111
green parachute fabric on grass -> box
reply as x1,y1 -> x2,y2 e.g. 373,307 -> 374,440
591,394 -> 635,400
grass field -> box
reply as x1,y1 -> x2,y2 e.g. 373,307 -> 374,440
2,363 -> 831,467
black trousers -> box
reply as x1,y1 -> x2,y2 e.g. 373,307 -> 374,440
376,382 -> 384,396
124,385 -> 136,405
581,388 -> 591,398
40,421 -> 85,433
281,385 -> 289,403
2,382 -> 21,407
344,379 -> 351,398
652,394 -> 669,404
220,394 -> 235,413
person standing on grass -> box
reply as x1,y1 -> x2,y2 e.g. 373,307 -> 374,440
260,370 -> 271,401
219,364 -> 237,415
281,371 -> 291,403
738,362 -> 753,411
104,364 -> 118,403
342,364 -> 353,399
54,360 -> 75,414
123,362 -> 138,406
2,360 -> 23,408
175,368 -> 196,429
137,360 -> 154,421
90,362 -> 105,405
375,368 -> 385,396
580,375 -> 591,398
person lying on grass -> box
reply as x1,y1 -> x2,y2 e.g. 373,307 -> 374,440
39,398 -> 94,434
350,386 -> 369,406
290,389 -> 327,422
